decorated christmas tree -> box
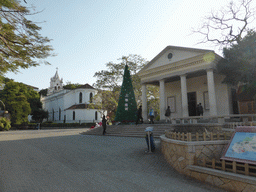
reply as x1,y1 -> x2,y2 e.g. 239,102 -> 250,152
114,65 -> 137,123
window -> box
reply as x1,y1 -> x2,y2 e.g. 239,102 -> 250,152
95,111 -> 98,120
52,109 -> 54,121
90,92 -> 93,103
73,111 -> 75,120
79,92 -> 82,103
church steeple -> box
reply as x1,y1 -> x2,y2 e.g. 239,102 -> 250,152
48,68 -> 63,95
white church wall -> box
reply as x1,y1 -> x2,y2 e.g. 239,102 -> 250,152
64,91 -> 76,109
41,70 -> 101,123
65,109 -> 101,123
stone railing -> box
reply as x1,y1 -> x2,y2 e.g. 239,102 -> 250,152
160,134 -> 256,192
165,131 -> 232,141
171,114 -> 256,126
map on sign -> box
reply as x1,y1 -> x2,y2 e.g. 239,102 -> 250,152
222,127 -> 256,165
225,132 -> 256,161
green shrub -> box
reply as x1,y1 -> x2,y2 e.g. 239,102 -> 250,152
0,118 -> 11,131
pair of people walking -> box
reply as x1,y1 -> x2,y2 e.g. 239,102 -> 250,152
136,105 -> 155,124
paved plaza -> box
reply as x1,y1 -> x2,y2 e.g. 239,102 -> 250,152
0,129 -> 226,192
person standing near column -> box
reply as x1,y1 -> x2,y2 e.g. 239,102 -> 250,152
165,106 -> 171,122
149,108 -> 155,124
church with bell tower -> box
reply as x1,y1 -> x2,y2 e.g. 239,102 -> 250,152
48,68 -> 63,95
41,69 -> 104,123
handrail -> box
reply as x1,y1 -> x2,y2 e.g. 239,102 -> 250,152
171,114 -> 256,120
170,113 -> 256,125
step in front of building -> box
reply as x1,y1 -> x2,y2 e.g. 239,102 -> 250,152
82,124 -> 174,138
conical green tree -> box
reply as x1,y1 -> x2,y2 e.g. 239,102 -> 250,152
114,65 -> 137,123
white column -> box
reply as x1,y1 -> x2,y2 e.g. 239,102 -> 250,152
180,74 -> 189,117
159,80 -> 165,121
142,84 -> 147,121
207,69 -> 217,116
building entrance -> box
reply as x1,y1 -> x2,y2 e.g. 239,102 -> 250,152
187,92 -> 197,116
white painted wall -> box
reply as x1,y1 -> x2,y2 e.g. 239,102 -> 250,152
164,74 -> 231,118
42,88 -> 101,123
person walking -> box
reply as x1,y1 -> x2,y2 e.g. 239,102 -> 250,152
149,108 -> 155,124
136,105 -> 143,125
102,115 -> 107,135
165,106 -> 171,123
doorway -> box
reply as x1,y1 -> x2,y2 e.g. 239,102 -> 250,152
187,92 -> 197,116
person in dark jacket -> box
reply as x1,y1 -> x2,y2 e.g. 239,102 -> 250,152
102,115 -> 107,135
136,105 -> 143,125
165,106 -> 171,122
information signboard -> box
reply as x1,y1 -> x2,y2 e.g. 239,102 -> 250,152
221,126 -> 256,165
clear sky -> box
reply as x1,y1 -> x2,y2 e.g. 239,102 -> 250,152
5,0 -> 252,90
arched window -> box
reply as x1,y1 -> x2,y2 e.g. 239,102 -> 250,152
73,111 -> 75,120
95,111 -> 98,120
90,92 -> 93,103
79,92 -> 82,103
52,109 -> 54,121
59,108 -> 61,120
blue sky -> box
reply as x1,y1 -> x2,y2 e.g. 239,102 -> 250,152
5,0 -> 248,89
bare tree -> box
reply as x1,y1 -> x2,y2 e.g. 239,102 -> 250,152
193,0 -> 256,47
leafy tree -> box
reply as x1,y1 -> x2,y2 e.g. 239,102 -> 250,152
92,55 -> 148,120
28,96 -> 48,122
63,82 -> 82,89
0,0 -> 54,77
0,80 -> 47,124
194,0 -> 256,47
147,86 -> 160,119
217,30 -> 256,87
114,65 -> 137,122
31,108 -> 48,123
39,88 -> 48,96
0,117 -> 11,131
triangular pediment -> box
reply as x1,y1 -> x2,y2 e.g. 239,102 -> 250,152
141,46 -> 212,72
138,46 -> 222,84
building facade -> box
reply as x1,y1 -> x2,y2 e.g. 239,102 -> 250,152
138,46 -> 235,121
41,70 -> 103,123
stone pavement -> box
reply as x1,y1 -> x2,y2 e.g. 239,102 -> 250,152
0,129 -> 226,192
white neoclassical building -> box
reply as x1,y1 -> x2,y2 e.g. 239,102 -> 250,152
138,46 -> 236,121
41,70 -> 103,123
